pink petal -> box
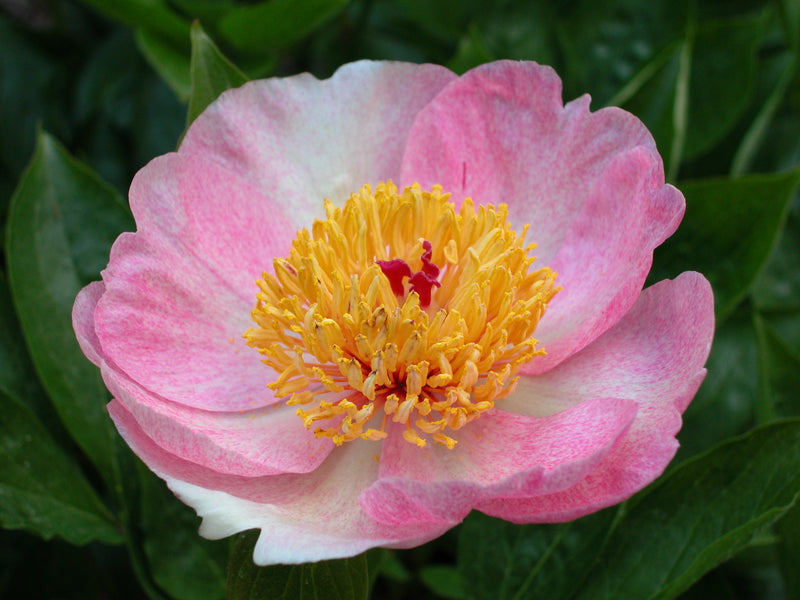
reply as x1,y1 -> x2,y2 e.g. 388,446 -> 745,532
400,60 -> 684,371
109,401 -> 449,564
360,397 -> 637,526
95,231 -> 272,411
179,60 -> 458,226
77,277 -> 325,474
128,152 -> 297,297
480,272 -> 714,522
73,281 -> 106,367
103,365 -> 334,476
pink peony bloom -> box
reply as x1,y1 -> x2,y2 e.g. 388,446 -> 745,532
73,60 -> 714,565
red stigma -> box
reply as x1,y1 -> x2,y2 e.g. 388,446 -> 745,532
377,240 -> 441,307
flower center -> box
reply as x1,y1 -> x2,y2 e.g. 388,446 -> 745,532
244,182 -> 559,449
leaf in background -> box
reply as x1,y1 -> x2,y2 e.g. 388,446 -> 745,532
187,21 -> 249,126
776,501 -> 800,598
572,420 -> 800,600
651,171 -> 800,320
677,305 -> 758,461
456,508 -> 617,600
682,14 -> 765,162
5,131 -> 133,482
136,28 -> 192,102
139,466 -> 227,600
419,565 -> 466,600
754,315 -> 800,420
0,390 -> 122,545
0,18 -> 69,220
619,43 -> 684,177
227,530 -> 369,600
446,3 -> 557,74
171,0 -> 237,21
752,194 -> 800,313
76,0 -> 189,46
556,0 -> 688,105
219,0 -> 350,53
0,273 -> 51,421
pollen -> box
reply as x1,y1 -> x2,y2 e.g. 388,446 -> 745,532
244,182 -> 559,448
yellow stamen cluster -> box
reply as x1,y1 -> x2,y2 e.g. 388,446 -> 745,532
244,182 -> 558,449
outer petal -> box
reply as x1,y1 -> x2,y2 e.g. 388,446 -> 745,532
94,231 -> 270,411
400,60 -> 684,371
109,401 -> 450,564
179,60 -> 458,226
360,397 -> 637,526
480,272 -> 714,522
76,279 -> 334,476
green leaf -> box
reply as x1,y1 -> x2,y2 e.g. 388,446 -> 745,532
572,420 -> 800,600
651,170 -> 800,320
227,530 -> 369,600
136,28 -> 192,102
188,21 -> 249,126
556,0 -> 689,105
5,131 -> 134,482
754,315 -> 800,420
76,0 -> 190,45
776,501 -> 800,598
0,273 -> 48,415
731,56 -> 797,177
683,15 -> 765,161
140,466 -> 227,600
752,194 -> 800,312
0,390 -> 122,545
456,508 -> 618,600
619,43 -> 683,176
171,0 -> 237,21
419,566 -> 467,600
677,304 -> 758,461
219,0 -> 350,53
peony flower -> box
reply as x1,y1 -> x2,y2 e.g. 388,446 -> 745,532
73,60 -> 714,565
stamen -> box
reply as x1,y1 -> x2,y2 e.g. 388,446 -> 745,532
244,182 -> 559,449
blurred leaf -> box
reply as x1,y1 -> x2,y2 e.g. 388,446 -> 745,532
556,0 -> 688,105
456,508 -> 617,600
76,0 -> 190,45
227,530 -> 369,600
446,3 -> 557,74
0,390 -> 122,545
419,565 -> 466,599
677,570 -> 740,599
188,21 -> 249,126
651,171 -> 800,320
171,0 -> 237,21
398,0 -> 489,43
140,466 -> 227,600
683,14 -> 765,161
731,56 -> 796,177
0,18 -> 68,218
778,0 -> 800,48
5,131 -> 133,482
0,532 -> 141,599
447,25 -> 494,75
616,11 -> 765,176
776,501 -> 800,598
136,28 -> 192,102
619,43 -> 683,173
755,315 -> 800,420
219,0 -> 350,53
677,304 -> 758,461
0,273 -> 49,416
573,420 -> 800,600
752,194 -> 800,312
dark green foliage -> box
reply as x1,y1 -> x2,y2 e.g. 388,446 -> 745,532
2,0 -> 800,598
